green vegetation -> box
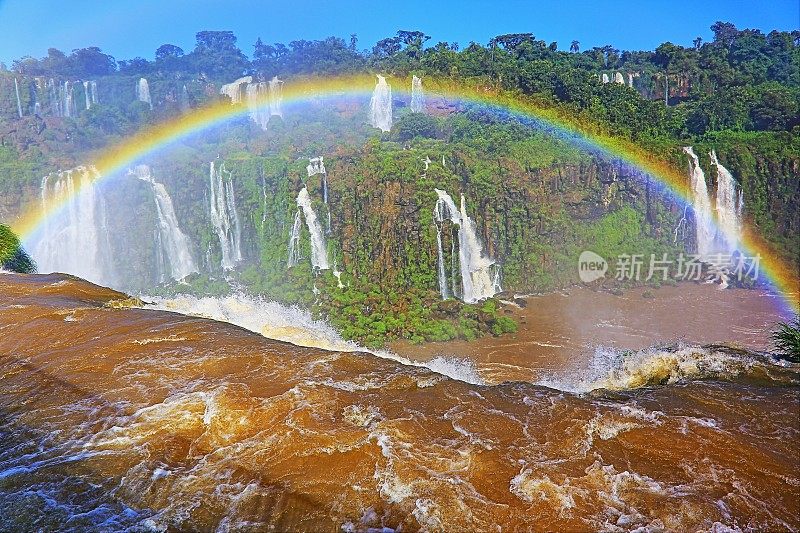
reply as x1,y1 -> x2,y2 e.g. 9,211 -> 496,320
0,225 -> 35,273
772,317 -> 800,363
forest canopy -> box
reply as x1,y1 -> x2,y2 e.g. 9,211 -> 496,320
5,23 -> 799,139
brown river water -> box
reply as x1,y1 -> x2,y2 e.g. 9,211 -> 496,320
1,272 -> 798,532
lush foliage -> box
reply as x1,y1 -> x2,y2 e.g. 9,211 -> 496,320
0,224 -> 35,273
772,317 -> 800,363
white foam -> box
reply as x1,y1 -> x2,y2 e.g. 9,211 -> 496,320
538,343 -> 758,393
143,293 -> 485,385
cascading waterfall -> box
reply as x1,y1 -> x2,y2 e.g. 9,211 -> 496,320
369,75 -> 392,132
306,156 -> 326,178
132,165 -> 198,281
245,82 -> 270,129
14,78 -> 23,118
32,166 -> 115,286
710,150 -> 742,254
683,147 -> 715,259
220,76 -> 251,103
181,85 -> 189,111
434,210 -> 450,299
61,81 -> 75,118
82,81 -> 97,109
47,78 -> 60,116
434,189 -> 500,303
220,76 -> 283,130
307,156 -> 330,230
208,161 -> 243,270
410,75 -> 425,113
31,79 -> 41,115
295,186 -> 329,270
83,81 -> 91,110
269,76 -> 283,117
136,78 -> 152,109
737,189 -> 744,226
287,210 -> 302,267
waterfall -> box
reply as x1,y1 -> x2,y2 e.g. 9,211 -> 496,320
32,166 -> 115,286
221,76 -> 283,129
181,85 -> 189,111
287,210 -> 302,267
737,189 -> 744,226
295,187 -> 329,270
82,81 -> 97,109
14,78 -> 23,118
369,75 -> 392,132
410,75 -> 425,113
269,76 -> 283,117
683,147 -> 715,259
47,79 -> 60,116
246,82 -> 270,129
307,156 -> 330,230
307,156 -> 326,177
434,189 -> 499,303
208,161 -> 243,270
62,81 -> 75,117
31,79 -> 41,115
220,76 -> 252,103
83,81 -> 91,110
434,209 -> 450,299
136,78 -> 152,109
710,150 -> 742,253
132,165 -> 197,281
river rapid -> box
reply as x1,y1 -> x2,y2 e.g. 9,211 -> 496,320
1,272 -> 798,531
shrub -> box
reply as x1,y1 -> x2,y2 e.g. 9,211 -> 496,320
772,317 -> 800,362
0,225 -> 36,274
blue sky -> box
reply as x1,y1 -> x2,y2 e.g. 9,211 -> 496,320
0,0 -> 797,65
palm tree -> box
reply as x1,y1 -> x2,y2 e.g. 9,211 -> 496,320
693,37 -> 703,49
570,40 -> 580,53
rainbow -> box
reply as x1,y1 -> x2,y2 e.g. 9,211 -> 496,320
10,74 -> 798,312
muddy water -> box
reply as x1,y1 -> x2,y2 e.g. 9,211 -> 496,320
1,273 -> 798,532
392,283 -> 792,384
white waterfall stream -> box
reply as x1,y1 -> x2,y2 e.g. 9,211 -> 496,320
434,189 -> 500,302
369,75 -> 392,132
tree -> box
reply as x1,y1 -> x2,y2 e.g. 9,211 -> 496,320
156,44 -> 184,62
491,33 -> 535,53
70,47 -> 116,76
190,30 -> 250,79
394,113 -> 438,141
118,57 -> 151,75
693,37 -> 703,49
570,40 -> 580,53
373,37 -> 402,58
749,82 -> 800,131
711,21 -> 738,47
